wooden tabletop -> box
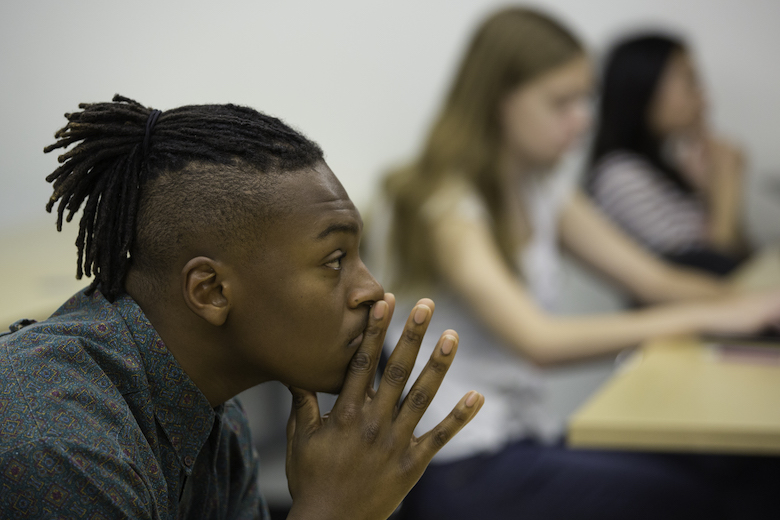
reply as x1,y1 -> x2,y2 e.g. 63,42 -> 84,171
568,336 -> 780,455
568,247 -> 780,455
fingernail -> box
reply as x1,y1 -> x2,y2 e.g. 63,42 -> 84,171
413,305 -> 429,325
465,391 -> 479,408
441,335 -> 455,355
372,301 -> 386,320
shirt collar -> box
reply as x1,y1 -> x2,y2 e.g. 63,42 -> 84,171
114,293 -> 217,472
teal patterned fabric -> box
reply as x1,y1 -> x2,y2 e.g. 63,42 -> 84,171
0,289 -> 269,519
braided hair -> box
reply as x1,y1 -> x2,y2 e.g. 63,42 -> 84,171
45,95 -> 324,302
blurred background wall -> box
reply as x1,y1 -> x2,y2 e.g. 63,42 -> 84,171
2,0 -> 780,241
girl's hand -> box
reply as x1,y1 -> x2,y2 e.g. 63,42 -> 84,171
702,289 -> 780,335
674,130 -> 744,194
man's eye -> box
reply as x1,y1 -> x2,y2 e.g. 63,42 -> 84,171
324,253 -> 345,270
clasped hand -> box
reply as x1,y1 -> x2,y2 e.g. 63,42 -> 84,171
285,294 -> 484,520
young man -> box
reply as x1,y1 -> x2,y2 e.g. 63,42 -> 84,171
0,96 -> 483,519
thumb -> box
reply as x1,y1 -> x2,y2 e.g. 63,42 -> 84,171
288,385 -> 321,439
286,391 -> 297,479
286,394 -> 297,458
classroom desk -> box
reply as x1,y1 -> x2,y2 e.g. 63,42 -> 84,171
568,247 -> 780,455
567,335 -> 780,455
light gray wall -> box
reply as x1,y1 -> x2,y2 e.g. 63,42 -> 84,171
2,0 -> 780,238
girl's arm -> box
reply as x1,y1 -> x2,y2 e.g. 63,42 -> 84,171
430,192 -> 780,366
676,133 -> 747,253
705,138 -> 747,253
559,191 -> 725,303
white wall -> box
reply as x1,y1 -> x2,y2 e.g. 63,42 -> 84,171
2,0 -> 780,238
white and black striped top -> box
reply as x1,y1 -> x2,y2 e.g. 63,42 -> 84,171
590,151 -> 708,255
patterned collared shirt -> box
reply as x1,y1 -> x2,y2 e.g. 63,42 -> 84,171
0,289 -> 269,519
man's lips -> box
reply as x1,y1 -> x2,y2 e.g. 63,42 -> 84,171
346,311 -> 370,349
347,332 -> 364,349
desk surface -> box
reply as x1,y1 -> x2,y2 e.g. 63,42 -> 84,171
568,248 -> 780,455
568,336 -> 780,454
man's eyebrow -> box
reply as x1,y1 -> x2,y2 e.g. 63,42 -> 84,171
316,222 -> 361,240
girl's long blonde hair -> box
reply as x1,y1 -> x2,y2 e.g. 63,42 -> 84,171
384,7 -> 583,291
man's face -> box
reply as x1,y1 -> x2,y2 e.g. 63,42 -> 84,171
226,162 -> 383,393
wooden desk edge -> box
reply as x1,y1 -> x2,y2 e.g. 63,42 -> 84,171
567,335 -> 780,455
568,422 -> 780,455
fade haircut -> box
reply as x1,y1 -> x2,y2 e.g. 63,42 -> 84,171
44,95 -> 324,302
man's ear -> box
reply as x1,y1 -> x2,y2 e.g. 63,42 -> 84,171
181,257 -> 231,326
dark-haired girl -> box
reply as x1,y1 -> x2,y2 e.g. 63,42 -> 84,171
589,34 -> 747,276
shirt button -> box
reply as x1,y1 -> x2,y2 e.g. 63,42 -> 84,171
184,456 -> 194,467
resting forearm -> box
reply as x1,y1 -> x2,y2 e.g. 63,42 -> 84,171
707,169 -> 744,252
458,273 -> 715,366
636,264 -> 727,304
509,304 -> 713,365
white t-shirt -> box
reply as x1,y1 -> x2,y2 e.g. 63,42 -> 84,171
369,165 -> 576,462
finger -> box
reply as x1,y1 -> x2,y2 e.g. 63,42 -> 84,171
286,399 -> 296,444
395,330 -> 459,435
413,390 -> 484,462
286,394 -> 297,469
333,293 -> 395,418
373,298 -> 435,412
384,292 -> 396,323
288,386 -> 321,439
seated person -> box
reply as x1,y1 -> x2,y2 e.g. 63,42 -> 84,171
370,7 -> 780,519
588,33 -> 748,275
0,95 -> 483,519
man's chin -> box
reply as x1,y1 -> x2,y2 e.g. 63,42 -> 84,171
323,375 -> 347,396
282,362 -> 356,395
296,373 -> 346,396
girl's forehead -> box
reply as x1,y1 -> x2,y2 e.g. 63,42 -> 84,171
506,55 -> 592,102
538,56 -> 592,90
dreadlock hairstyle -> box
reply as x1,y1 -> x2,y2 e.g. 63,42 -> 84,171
44,94 -> 324,302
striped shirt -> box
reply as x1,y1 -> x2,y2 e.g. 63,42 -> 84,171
590,151 -> 708,255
